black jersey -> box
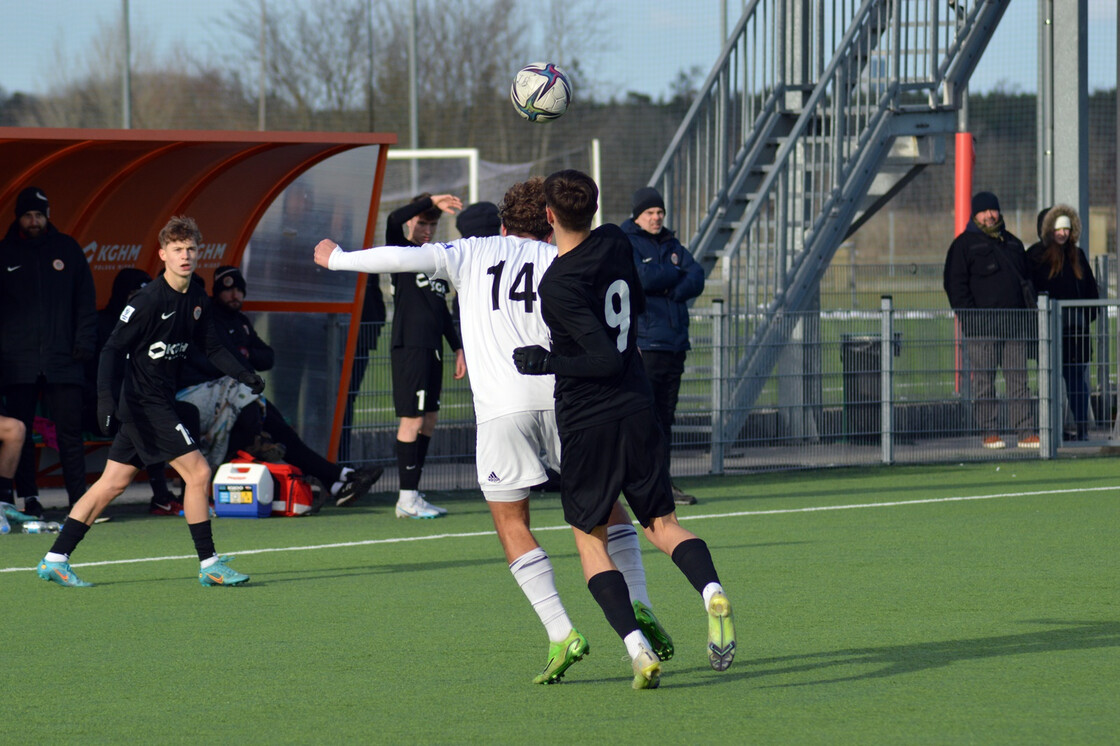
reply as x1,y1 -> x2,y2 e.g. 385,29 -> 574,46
538,224 -> 652,432
98,275 -> 246,423
386,198 -> 462,351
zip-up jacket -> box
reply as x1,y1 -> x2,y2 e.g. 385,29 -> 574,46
621,218 -> 704,352
0,220 -> 97,386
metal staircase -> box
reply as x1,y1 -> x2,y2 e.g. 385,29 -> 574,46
650,0 -> 1011,444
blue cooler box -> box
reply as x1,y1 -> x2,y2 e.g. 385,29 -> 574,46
212,463 -> 274,518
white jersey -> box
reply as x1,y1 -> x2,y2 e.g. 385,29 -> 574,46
430,236 -> 556,422
329,236 -> 557,423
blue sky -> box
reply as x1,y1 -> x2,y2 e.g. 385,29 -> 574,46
0,1 -> 1116,100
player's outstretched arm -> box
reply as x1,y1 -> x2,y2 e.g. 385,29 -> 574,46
314,239 -> 442,275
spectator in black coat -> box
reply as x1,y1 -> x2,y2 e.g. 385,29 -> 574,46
0,187 -> 97,516
1026,204 -> 1098,440
943,191 -> 1038,450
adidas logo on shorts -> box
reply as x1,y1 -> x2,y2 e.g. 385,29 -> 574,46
487,472 -> 501,483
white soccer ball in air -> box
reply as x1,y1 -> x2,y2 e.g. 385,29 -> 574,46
510,62 -> 572,122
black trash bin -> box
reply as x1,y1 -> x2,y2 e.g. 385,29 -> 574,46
840,333 -> 901,444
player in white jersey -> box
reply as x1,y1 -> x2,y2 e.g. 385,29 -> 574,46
314,178 -> 673,685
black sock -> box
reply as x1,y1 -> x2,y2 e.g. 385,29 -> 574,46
188,520 -> 217,562
416,433 -> 431,468
0,478 -> 12,503
49,517 -> 91,558
587,570 -> 639,641
671,538 -> 720,594
396,439 -> 421,491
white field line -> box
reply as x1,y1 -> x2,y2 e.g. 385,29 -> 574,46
3,484 -> 1116,574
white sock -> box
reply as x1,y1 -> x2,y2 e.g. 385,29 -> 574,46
624,629 -> 652,659
510,547 -> 573,643
330,468 -> 356,496
200,555 -> 220,569
702,581 -> 725,609
45,551 -> 68,563
397,489 -> 419,507
607,523 -> 650,607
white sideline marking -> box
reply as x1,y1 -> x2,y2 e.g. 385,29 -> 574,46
3,485 -> 1115,574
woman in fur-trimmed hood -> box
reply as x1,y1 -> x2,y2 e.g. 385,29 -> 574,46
1026,204 -> 1098,439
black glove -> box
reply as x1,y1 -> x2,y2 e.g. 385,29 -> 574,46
512,345 -> 552,375
237,371 -> 266,395
97,394 -> 118,437
72,344 -> 93,362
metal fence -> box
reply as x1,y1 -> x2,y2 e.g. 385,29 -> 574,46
334,293 -> 1118,493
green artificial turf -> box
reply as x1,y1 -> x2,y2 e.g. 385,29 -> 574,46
3,458 -> 1117,744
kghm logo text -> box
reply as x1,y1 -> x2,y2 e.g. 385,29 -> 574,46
148,341 -> 189,360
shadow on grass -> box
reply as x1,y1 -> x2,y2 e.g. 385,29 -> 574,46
744,620 -> 1120,687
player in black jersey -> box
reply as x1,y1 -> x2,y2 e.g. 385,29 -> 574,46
513,170 -> 736,688
36,216 -> 263,588
385,193 -> 466,518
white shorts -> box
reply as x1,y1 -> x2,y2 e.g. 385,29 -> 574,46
476,410 -> 560,502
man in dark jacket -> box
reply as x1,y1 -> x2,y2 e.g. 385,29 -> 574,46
0,187 -> 97,516
622,187 -> 705,505
178,266 -> 382,508
943,191 -> 1038,450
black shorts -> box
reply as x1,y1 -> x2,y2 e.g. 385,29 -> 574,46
559,406 -> 675,533
107,403 -> 198,468
391,347 -> 444,417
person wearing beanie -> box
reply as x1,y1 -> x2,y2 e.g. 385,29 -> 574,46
456,201 -> 501,239
621,186 -> 705,506
1026,204 -> 1098,440
0,186 -> 97,517
943,191 -> 1038,450
175,265 -> 383,509
630,187 -> 665,221
212,265 -> 247,297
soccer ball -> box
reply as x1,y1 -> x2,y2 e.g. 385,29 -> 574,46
510,63 -> 572,122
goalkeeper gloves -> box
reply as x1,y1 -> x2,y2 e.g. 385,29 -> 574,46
512,345 -> 552,375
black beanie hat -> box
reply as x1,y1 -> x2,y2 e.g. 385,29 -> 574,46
971,191 -> 1000,216
212,265 -> 247,296
631,186 -> 665,219
456,202 -> 501,238
15,186 -> 49,219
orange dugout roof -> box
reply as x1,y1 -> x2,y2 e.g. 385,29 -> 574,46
0,127 -> 396,300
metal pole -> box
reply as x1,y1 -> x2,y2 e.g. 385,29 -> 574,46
408,0 -> 419,194
121,0 -> 131,129
710,299 -> 725,475
1038,293 -> 1054,457
1037,0 -> 1054,208
1113,1 -> 1120,440
880,295 -> 894,465
258,0 -> 266,132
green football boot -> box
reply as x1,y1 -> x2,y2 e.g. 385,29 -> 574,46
632,600 -> 674,661
706,592 -> 736,671
533,628 -> 589,684
631,643 -> 662,690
